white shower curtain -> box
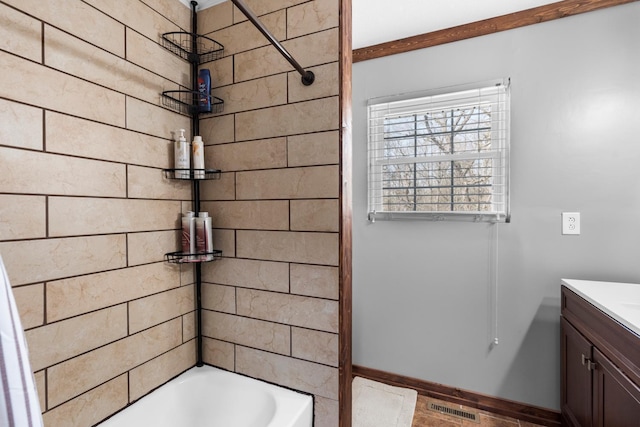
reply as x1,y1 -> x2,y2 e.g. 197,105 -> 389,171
0,255 -> 43,427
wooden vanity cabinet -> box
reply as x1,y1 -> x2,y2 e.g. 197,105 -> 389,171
561,286 -> 640,427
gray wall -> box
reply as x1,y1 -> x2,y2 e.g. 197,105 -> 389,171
352,3 -> 640,411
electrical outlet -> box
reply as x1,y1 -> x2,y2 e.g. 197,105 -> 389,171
562,212 -> 581,235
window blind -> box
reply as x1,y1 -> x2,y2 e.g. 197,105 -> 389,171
367,79 -> 511,223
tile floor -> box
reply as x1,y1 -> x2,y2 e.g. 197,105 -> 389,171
411,395 -> 547,427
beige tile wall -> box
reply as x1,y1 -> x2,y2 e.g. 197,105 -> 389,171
0,1 -> 195,425
199,1 -> 342,425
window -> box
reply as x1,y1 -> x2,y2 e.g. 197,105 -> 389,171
367,79 -> 511,222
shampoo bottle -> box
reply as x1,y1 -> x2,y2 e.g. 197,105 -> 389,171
181,211 -> 196,260
195,212 -> 207,258
198,69 -> 212,113
174,129 -> 190,179
192,136 -> 205,179
204,213 -> 213,261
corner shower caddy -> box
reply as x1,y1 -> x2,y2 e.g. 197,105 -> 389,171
160,0 -> 316,368
160,1 -> 225,367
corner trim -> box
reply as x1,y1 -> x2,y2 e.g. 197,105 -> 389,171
353,0 -> 639,63
352,365 -> 561,427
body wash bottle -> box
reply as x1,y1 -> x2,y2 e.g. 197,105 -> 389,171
192,136 -> 205,179
174,129 -> 190,179
198,69 -> 212,113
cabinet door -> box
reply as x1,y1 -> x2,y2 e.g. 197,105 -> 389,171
592,348 -> 640,427
561,317 -> 593,427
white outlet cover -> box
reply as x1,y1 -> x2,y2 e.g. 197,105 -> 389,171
562,212 -> 581,235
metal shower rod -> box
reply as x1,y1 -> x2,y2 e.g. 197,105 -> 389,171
230,0 -> 315,86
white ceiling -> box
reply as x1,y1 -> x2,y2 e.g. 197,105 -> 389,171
181,0 -> 560,49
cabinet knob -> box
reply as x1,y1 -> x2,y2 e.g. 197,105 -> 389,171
587,360 -> 597,371
582,354 -> 587,365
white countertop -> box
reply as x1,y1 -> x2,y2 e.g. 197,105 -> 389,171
562,279 -> 640,337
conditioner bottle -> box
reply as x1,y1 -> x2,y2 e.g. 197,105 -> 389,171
192,136 -> 205,179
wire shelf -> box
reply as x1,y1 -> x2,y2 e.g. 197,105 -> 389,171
161,90 -> 224,116
165,250 -> 222,264
161,32 -> 224,63
163,168 -> 221,180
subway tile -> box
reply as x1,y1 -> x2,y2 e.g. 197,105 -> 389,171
45,26 -> 178,106
232,0 -> 308,23
47,318 -> 182,408
237,230 -> 339,265
129,341 -> 195,402
34,370 -> 45,411
290,199 -> 339,232
213,74 -> 287,115
42,375 -> 128,427
202,283 -> 236,313
129,285 -> 195,333
181,263 -> 195,287
210,10 -> 285,56
46,111 -> 172,169
126,97 -> 190,140
0,3 -> 41,62
287,0 -> 339,38
314,396 -> 339,427
0,234 -> 127,286
200,114 -> 234,145
141,0 -> 191,32
47,262 -> 180,322
0,51 -> 125,127
202,337 -> 235,371
84,0 -> 182,43
200,172 -> 236,201
125,28 -> 190,87
183,312 -> 196,341
26,304 -> 127,372
235,97 -> 339,141
287,131 -> 340,167
206,138 -> 287,171
290,264 -> 339,300
236,165 -> 339,199
236,346 -> 338,399
237,288 -> 338,333
234,29 -> 339,82
128,165 -> 191,200
211,228 -> 235,257
0,147 -> 126,197
208,55 -> 234,87
2,0 -> 125,57
0,195 -> 46,241
291,327 -> 338,367
128,230 -> 179,266
12,283 -> 44,329
201,257 -> 289,292
202,310 -> 291,355
201,200 -> 289,230
199,1 -> 233,34
288,62 -> 339,103
0,98 -> 43,151
48,197 -> 180,237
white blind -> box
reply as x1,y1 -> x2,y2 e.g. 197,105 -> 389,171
367,79 -> 511,223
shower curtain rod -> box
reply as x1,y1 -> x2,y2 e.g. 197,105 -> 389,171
230,0 -> 315,86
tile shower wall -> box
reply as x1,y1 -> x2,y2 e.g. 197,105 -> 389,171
198,0 -> 341,426
0,0 -> 196,425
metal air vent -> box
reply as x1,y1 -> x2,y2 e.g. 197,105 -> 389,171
428,401 -> 480,423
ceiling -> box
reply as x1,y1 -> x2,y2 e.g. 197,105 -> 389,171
182,0 -> 560,49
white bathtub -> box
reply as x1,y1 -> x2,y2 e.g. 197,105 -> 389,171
98,365 -> 313,427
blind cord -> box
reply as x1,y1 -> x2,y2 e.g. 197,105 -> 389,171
491,220 -> 500,348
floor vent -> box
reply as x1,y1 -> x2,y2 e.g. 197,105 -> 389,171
428,401 -> 480,423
